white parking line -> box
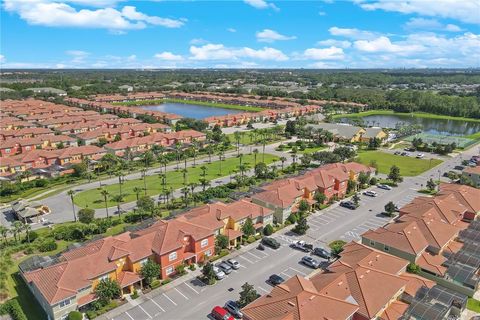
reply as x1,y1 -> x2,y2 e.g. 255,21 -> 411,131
174,287 -> 189,300
125,312 -> 134,320
239,264 -> 247,269
308,220 -> 324,228
163,293 -> 177,306
184,282 -> 199,294
151,299 -> 165,312
139,305 -> 152,319
246,251 -> 262,260
238,255 -> 255,264
257,286 -> 269,294
289,267 -> 307,276
280,271 -> 290,277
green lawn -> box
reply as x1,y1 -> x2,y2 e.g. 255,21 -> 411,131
74,153 -> 278,208
467,298 -> 480,313
333,110 -> 480,123
227,131 -> 285,146
300,146 -> 326,154
356,151 -> 442,176
466,131 -> 480,140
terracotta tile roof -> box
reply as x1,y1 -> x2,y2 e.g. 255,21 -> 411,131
380,300 -> 409,320
242,275 -> 359,320
117,271 -> 142,287
362,220 -> 429,256
417,252 -> 447,276
438,183 -> 480,214
464,165 -> 480,174
253,180 -> 304,208
398,273 -> 435,297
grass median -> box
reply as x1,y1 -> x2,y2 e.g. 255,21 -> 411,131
74,153 -> 278,208
356,151 -> 442,176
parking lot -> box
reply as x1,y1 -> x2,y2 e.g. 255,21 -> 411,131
108,181 -> 422,320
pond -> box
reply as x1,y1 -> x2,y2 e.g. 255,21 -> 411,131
337,114 -> 480,136
141,102 -> 243,119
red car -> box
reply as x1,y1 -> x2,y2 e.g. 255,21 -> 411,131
211,306 -> 235,320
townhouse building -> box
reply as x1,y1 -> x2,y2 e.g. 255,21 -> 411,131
20,218 -> 215,320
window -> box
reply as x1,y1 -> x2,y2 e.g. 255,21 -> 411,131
58,299 -> 71,308
370,240 -> 375,246
205,250 -> 212,257
384,245 -> 390,252
5,149 -> 10,153
98,274 -> 109,282
201,239 -> 208,248
140,258 -> 149,266
168,251 -> 177,261
166,266 -> 174,275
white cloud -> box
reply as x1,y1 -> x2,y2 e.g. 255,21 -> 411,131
354,36 -> 425,54
304,46 -> 344,60
190,38 -> 208,45
154,52 -> 183,61
404,18 -> 463,32
227,28 -> 237,33
316,39 -> 351,48
318,11 -> 326,16
328,26 -> 376,39
66,50 -> 90,64
256,29 -> 296,43
3,0 -> 185,30
0,55 -> 5,63
244,0 -> 279,11
189,43 -> 288,61
355,0 -> 480,24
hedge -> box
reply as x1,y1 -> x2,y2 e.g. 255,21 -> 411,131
68,311 -> 83,320
0,300 -> 27,320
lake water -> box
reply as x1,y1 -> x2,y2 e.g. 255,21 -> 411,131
338,114 -> 480,136
141,102 -> 243,119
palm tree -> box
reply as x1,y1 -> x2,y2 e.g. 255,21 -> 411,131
100,188 -> 110,218
191,139 -> 199,167
111,194 -> 124,216
291,152 -> 297,165
0,226 -> 9,244
200,165 -> 208,178
206,145 -> 213,163
181,187 -> 189,208
234,131 -> 242,156
12,221 -> 23,243
133,187 -> 142,202
67,189 -> 77,222
174,142 -> 182,170
158,173 -> 167,191
199,178 -> 210,192
218,149 -> 225,176
116,171 -> 124,196
189,183 -> 198,206
141,168 -> 147,195
280,156 -> 287,170
23,222 -> 31,243
182,168 -> 188,186
253,148 -> 259,166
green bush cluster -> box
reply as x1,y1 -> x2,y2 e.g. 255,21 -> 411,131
0,299 -> 27,320
86,301 -> 118,319
150,280 -> 161,289
68,311 -> 83,320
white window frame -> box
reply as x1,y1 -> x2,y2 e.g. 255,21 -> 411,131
140,258 -> 149,266
200,239 -> 208,248
166,266 -> 174,275
168,251 -> 177,262
58,298 -> 71,309
98,274 -> 109,282
205,250 -> 212,257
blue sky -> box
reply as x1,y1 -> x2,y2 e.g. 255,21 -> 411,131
1,0 -> 479,68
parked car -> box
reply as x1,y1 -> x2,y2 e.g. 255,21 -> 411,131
340,201 -> 358,210
363,190 -> 377,197
211,306 -> 234,320
394,151 -> 401,155
301,256 -> 320,269
401,152 -> 409,156
224,300 -> 243,319
226,259 -> 240,270
416,153 -> 425,158
213,266 -> 226,280
312,247 -> 331,259
291,240 -> 313,252
404,147 -> 415,152
217,262 -> 233,274
268,274 -> 285,285
377,184 -> 392,190
454,165 -> 464,171
262,237 -> 281,249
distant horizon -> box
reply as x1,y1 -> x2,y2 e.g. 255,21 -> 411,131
2,67 -> 480,71
1,0 -> 479,69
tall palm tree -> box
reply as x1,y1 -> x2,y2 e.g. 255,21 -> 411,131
133,187 -> 142,202
116,171 -> 124,196
206,145 -> 213,163
111,194 -> 124,216
199,178 -> 210,192
23,222 -> 31,243
12,221 -> 23,243
191,139 -> 199,167
234,131 -> 242,156
182,168 -> 188,186
218,149 -> 225,176
159,156 -> 169,174
189,183 -> 198,206
67,189 -> 77,222
174,142 -> 182,170
0,226 -> 9,244
158,173 -> 167,191
100,189 -> 110,218
280,156 -> 287,170
181,187 -> 189,208
141,168 -> 147,195
253,149 -> 259,167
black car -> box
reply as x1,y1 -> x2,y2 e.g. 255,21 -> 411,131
224,300 -> 243,319
400,152 -> 409,156
454,165 -> 465,171
313,247 -> 331,259
340,201 -> 358,210
268,274 -> 285,285
262,237 -> 281,249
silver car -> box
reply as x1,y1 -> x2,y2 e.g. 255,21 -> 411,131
217,262 -> 233,274
213,266 -> 226,280
301,256 -> 320,269
226,259 -> 240,270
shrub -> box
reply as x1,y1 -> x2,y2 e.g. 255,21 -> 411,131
189,264 -> 196,271
150,280 -> 161,289
254,234 -> 262,240
131,290 -> 139,300
78,208 -> 95,224
37,239 -> 57,252
329,240 -> 347,257
246,236 -> 256,244
161,278 -> 171,286
219,249 -> 229,258
284,220 -> 292,226
1,300 -> 27,320
68,311 -> 83,320
175,264 -> 186,276
263,224 -> 274,236
407,263 -> 420,274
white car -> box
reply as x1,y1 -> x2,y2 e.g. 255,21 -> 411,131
377,184 -> 392,190
213,266 -> 226,280
416,153 -> 425,158
226,259 -> 240,270
363,190 -> 378,197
